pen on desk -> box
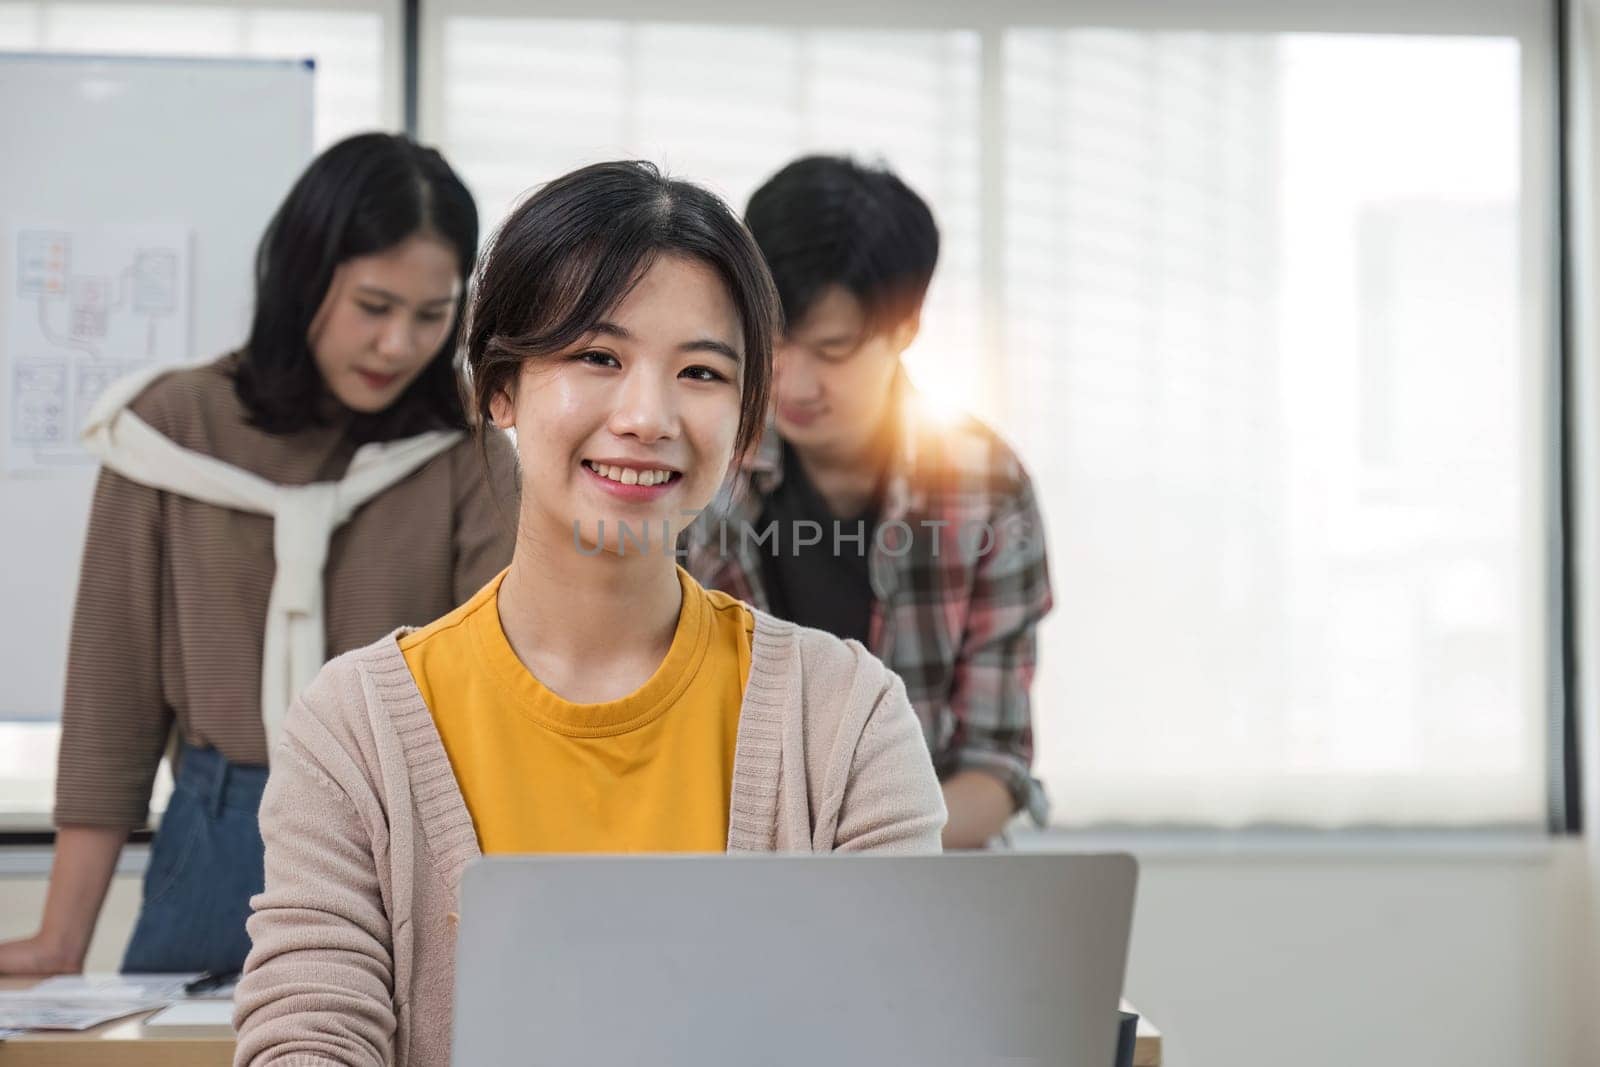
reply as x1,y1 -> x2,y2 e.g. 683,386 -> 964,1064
182,970 -> 240,997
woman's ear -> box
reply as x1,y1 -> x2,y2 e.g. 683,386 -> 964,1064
487,379 -> 516,430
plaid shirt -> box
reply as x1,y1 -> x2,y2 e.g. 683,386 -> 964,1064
685,377 -> 1053,824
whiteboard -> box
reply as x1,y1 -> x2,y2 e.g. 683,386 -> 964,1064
0,53 -> 314,719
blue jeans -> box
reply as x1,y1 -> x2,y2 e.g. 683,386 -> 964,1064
120,744 -> 267,974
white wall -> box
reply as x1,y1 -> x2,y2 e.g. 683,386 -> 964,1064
1115,843 -> 1593,1067
3,842 -> 1592,1066
1566,4 -> 1600,1066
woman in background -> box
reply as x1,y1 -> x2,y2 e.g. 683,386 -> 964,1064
232,161 -> 944,1066
0,132 -> 516,976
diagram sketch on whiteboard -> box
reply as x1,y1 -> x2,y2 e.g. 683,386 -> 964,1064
5,224 -> 191,474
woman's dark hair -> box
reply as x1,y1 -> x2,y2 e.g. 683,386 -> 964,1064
745,155 -> 939,337
235,132 -> 479,440
466,161 -> 778,460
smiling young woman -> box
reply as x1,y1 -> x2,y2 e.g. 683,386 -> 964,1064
231,161 -> 947,1067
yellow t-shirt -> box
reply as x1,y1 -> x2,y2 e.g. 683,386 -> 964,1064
399,567 -> 753,854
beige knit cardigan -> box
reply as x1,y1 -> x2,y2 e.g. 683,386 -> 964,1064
233,612 -> 947,1066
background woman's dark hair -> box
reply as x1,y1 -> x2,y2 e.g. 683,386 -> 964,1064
466,160 -> 778,460
745,154 -> 939,337
235,131 -> 479,440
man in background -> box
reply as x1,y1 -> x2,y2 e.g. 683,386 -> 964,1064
688,155 -> 1054,847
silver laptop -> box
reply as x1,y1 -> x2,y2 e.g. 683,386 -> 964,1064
453,853 -> 1137,1066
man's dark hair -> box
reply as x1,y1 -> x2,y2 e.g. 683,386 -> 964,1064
744,155 -> 939,336
235,132 -> 479,441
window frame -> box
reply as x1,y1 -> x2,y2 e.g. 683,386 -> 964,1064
0,0 -> 1568,841
419,0 -> 1567,833
0,0 -> 406,135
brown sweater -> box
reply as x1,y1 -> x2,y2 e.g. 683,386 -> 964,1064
232,618 -> 946,1066
54,353 -> 517,829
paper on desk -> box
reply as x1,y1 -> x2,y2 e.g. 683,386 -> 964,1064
145,999 -> 235,1027
0,992 -> 165,1031
31,973 -> 199,1002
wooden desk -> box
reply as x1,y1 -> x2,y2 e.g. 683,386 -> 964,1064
1127,1001 -> 1164,1067
0,978 -> 1162,1065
